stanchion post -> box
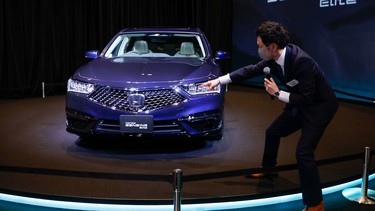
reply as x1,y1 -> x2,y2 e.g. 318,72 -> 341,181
342,146 -> 375,204
362,147 -> 371,197
42,82 -> 45,98
172,168 -> 183,211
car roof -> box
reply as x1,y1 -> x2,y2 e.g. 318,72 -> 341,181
118,27 -> 203,35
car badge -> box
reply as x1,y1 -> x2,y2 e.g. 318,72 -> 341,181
127,93 -> 145,111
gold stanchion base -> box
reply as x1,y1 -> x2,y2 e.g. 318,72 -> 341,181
342,188 -> 375,205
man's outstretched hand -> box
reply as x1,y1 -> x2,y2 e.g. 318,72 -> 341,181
200,79 -> 220,90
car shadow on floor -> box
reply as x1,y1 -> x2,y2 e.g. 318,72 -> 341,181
72,135 -> 224,160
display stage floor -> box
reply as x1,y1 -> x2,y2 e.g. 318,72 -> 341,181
0,85 -> 374,206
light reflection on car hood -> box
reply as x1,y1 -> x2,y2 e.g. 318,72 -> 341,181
74,57 -> 216,88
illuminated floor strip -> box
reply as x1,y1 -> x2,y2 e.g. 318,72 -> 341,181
0,173 -> 374,211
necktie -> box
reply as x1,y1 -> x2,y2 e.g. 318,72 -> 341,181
276,63 -> 285,82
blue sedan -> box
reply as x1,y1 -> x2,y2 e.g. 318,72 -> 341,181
66,28 -> 229,140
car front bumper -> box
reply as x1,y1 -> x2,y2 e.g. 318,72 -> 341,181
66,92 -> 224,139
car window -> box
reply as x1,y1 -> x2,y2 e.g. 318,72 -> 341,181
103,33 -> 206,59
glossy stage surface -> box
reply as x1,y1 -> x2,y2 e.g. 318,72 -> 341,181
0,85 -> 374,210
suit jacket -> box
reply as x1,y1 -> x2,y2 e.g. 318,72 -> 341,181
229,44 -> 338,124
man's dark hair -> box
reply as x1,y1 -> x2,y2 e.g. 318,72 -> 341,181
256,21 -> 290,48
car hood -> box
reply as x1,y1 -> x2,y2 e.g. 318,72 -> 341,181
73,57 -> 217,88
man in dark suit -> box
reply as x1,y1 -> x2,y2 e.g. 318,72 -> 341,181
202,21 -> 338,211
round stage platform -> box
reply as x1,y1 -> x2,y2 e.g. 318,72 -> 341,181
0,85 -> 374,210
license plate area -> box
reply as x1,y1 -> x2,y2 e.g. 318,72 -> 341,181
119,115 -> 153,133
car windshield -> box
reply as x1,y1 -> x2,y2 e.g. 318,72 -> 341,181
103,33 -> 206,59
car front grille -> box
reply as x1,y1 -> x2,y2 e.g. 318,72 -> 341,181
88,86 -> 187,113
96,119 -> 185,134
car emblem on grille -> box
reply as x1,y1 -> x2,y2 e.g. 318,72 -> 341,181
127,93 -> 145,112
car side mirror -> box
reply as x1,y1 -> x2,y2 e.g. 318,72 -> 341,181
85,50 -> 100,59
215,51 -> 230,60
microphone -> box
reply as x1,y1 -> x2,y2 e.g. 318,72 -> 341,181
263,67 -> 274,100
263,66 -> 271,80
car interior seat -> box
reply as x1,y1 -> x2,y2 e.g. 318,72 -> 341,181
175,42 -> 197,57
133,40 -> 150,54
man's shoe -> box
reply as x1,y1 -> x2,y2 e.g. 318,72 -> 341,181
303,201 -> 324,211
245,172 -> 278,178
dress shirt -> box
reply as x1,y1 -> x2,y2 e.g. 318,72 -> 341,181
274,48 -> 290,103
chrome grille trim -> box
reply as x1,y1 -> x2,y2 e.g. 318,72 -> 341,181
88,86 -> 187,113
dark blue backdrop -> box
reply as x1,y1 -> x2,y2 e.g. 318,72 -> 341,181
232,0 -> 375,103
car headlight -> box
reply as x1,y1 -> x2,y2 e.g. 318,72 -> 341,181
181,82 -> 220,95
67,79 -> 95,94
